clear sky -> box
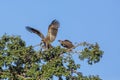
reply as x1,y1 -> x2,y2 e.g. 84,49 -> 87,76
0,0 -> 120,80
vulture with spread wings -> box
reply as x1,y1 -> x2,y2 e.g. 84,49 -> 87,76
58,40 -> 74,49
26,19 -> 60,49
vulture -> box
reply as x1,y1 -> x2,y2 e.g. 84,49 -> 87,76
26,19 -> 60,49
58,40 -> 74,49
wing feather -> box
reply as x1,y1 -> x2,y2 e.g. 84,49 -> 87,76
64,40 -> 72,44
47,19 -> 60,42
62,40 -> 74,49
26,26 -> 45,39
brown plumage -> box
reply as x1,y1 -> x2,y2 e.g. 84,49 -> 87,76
58,40 -> 74,49
26,19 -> 60,49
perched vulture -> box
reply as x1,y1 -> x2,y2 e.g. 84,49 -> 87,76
58,40 -> 74,49
26,19 -> 60,49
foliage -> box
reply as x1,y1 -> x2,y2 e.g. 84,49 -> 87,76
0,34 -> 103,80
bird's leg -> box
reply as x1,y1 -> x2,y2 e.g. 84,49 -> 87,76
44,42 -> 49,49
48,44 -> 53,49
46,43 -> 51,49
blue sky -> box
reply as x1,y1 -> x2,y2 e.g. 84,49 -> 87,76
0,0 -> 120,80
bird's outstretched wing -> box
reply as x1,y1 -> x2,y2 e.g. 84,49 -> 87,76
47,19 -> 60,42
26,26 -> 45,39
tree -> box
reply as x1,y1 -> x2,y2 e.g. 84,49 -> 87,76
0,34 -> 103,80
